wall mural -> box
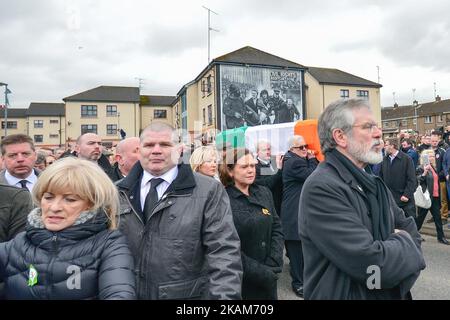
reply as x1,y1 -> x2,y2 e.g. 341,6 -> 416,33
219,65 -> 303,130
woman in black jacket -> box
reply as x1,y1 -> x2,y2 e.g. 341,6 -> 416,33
219,148 -> 284,300
416,149 -> 449,245
0,157 -> 136,299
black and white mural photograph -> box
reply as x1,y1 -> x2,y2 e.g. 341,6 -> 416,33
219,65 -> 303,130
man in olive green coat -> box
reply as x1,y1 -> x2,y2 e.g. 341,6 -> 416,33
0,183 -> 33,242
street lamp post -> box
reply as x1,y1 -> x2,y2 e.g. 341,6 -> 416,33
0,82 -> 11,137
415,106 -> 418,132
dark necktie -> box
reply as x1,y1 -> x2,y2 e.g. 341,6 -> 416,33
19,180 -> 28,190
143,178 -> 164,222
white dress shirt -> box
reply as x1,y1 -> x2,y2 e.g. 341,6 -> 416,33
5,170 -> 38,192
140,166 -> 179,211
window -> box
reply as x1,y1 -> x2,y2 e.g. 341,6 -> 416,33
383,121 -> 389,128
202,108 -> 206,124
201,80 -> 206,98
81,124 -> 97,134
207,105 -> 213,125
356,90 -> 369,100
401,120 -> 408,126
34,135 -> 43,143
50,120 -> 59,124
106,124 -> 117,135
154,110 -> 167,119
34,120 -> 43,128
106,105 -> 117,116
424,116 -> 432,124
49,134 -> 59,139
437,114 -> 444,123
81,105 -> 97,117
206,75 -> 212,94
1,121 -> 17,129
340,89 -> 349,99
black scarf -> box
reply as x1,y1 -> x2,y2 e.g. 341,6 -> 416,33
330,149 -> 392,241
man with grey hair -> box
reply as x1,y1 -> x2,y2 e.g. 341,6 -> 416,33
281,134 -> 318,298
116,122 -> 242,299
255,140 -> 284,216
299,99 -> 425,299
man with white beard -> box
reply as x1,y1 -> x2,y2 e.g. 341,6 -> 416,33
298,98 -> 425,300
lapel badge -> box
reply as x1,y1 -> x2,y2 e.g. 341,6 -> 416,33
262,208 -> 271,215
357,185 -> 363,192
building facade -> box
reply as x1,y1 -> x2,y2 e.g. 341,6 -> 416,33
0,109 -> 28,139
173,46 -> 307,143
140,95 -> 175,130
1,104 -> 65,148
172,46 -> 382,144
381,96 -> 449,139
305,67 -> 382,123
63,86 -> 141,148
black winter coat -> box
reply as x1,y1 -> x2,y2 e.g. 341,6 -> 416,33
281,151 -> 318,240
0,209 -> 136,299
380,151 -> 417,206
433,147 -> 446,181
299,151 -> 425,299
255,157 -> 283,216
117,163 -> 242,300
0,184 -> 33,243
226,184 -> 284,300
110,163 -> 125,182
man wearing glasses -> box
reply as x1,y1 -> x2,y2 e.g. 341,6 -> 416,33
299,98 -> 424,299
281,135 -> 319,298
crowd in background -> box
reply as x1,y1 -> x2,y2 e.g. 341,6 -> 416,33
0,98 -> 440,300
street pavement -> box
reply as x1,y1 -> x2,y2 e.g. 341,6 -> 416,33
278,233 -> 450,300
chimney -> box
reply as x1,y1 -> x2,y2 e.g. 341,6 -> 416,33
436,95 -> 441,102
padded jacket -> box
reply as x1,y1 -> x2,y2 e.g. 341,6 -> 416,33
0,209 -> 136,299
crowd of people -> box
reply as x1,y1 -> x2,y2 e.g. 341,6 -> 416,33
0,97 -> 441,300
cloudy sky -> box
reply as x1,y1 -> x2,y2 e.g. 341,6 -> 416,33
1,0 -> 450,109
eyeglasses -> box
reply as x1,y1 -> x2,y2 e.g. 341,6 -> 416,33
292,144 -> 308,151
352,122 -> 380,133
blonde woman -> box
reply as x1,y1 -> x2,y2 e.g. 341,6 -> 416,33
0,157 -> 136,299
189,146 -> 220,179
416,149 -> 449,245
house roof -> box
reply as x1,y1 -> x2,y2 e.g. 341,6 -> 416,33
0,108 -> 27,118
28,103 -> 65,116
140,95 -> 176,106
213,46 -> 306,70
381,98 -> 450,120
307,66 -> 382,88
63,86 -> 140,103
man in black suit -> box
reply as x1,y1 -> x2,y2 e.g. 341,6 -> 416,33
281,135 -> 318,298
254,140 -> 283,216
380,138 -> 417,218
